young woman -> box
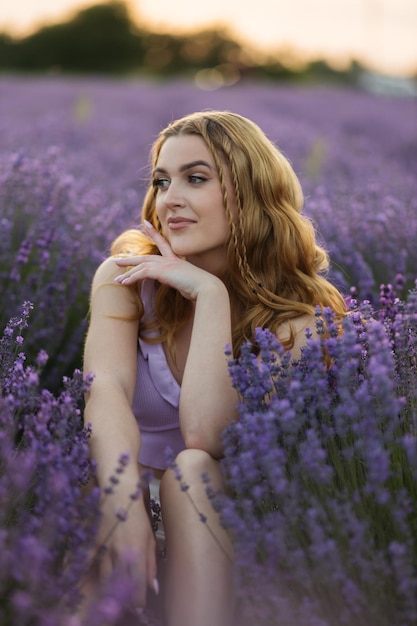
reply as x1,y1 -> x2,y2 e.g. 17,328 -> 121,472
83,110 -> 346,625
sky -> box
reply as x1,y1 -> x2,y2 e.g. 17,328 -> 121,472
1,0 -> 416,76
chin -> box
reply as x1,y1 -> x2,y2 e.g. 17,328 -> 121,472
168,239 -> 198,257
169,244 -> 192,257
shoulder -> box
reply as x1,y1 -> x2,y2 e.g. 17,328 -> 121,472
277,313 -> 318,360
290,313 -> 317,337
91,256 -> 125,289
89,256 -> 141,318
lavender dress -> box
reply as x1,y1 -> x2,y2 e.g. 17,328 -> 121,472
131,280 -> 186,470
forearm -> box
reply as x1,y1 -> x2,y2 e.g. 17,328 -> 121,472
179,281 -> 238,455
84,381 -> 141,490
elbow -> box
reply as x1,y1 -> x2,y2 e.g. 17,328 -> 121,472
179,404 -> 236,459
182,429 -> 223,459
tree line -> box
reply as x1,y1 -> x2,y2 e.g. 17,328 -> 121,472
0,1 -> 364,82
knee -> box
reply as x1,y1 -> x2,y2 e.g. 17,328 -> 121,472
160,448 -> 218,499
175,447 -> 215,472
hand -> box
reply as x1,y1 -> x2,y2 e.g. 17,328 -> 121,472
96,494 -> 158,609
114,221 -> 222,301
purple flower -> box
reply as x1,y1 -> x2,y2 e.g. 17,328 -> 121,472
0,306 -> 144,624
216,291 -> 417,625
2,77 -> 417,626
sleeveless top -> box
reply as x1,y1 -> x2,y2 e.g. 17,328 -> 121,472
131,279 -> 186,470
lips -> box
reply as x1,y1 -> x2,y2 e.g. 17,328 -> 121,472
167,216 -> 196,229
167,216 -> 195,224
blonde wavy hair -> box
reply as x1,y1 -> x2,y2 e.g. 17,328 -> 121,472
112,110 -> 346,356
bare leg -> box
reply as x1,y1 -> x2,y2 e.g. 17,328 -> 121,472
160,448 -> 235,626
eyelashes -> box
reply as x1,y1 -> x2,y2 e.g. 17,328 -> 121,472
152,177 -> 169,189
151,175 -> 207,190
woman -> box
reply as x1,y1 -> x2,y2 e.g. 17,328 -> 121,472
83,110 -> 346,625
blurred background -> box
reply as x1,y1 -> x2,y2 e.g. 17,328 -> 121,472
0,0 -> 416,92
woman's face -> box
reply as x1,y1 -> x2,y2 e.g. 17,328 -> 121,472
153,134 -> 235,272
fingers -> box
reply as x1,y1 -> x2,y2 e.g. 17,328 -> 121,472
146,536 -> 159,597
113,257 -> 166,286
99,549 -> 150,609
97,540 -> 158,609
131,551 -> 148,608
142,220 -> 175,258
113,221 -> 175,282
122,541 -> 158,608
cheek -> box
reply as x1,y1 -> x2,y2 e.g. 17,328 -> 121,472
152,204 -> 167,238
154,199 -> 165,222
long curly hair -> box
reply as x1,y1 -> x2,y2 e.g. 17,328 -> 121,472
111,110 -> 346,356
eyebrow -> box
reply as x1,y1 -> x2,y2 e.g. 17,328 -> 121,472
153,160 -> 216,175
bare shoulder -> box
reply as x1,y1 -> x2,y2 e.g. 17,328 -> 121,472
89,256 -> 140,318
84,258 -> 141,392
291,313 -> 318,338
91,256 -> 127,291
277,313 -> 318,360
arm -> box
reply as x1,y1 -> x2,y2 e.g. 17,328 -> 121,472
83,257 -> 156,605
179,279 -> 238,456
114,224 -> 239,459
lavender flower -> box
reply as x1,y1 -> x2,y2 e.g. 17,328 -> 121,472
217,289 -> 417,625
0,305 -> 147,625
2,78 -> 416,393
2,76 -> 416,626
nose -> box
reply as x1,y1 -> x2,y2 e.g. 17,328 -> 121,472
163,180 -> 185,208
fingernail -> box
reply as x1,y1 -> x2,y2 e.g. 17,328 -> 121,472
153,577 -> 159,595
143,219 -> 153,229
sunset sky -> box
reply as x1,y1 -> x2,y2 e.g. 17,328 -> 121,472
1,0 -> 416,76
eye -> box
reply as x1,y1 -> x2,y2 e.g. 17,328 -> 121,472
152,177 -> 170,190
188,175 -> 206,184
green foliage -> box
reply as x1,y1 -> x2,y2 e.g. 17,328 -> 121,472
4,2 -> 143,73
0,0 -> 367,81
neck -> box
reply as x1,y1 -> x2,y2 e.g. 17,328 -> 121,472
186,250 -> 228,278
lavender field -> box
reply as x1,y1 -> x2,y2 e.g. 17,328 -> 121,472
1,76 -> 416,386
1,76 -> 417,626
